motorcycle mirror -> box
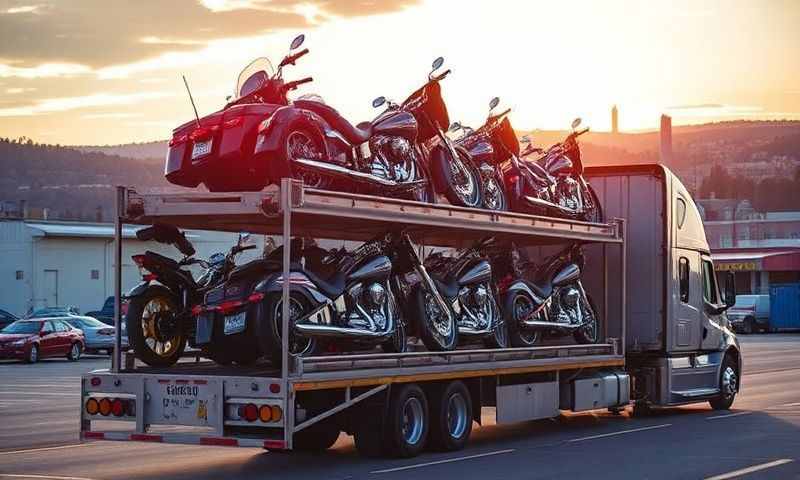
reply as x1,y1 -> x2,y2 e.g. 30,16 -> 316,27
489,97 -> 500,111
225,95 -> 232,102
449,121 -> 462,132
521,135 -> 532,144
431,56 -> 445,71
290,34 -> 305,50
571,117 -> 582,130
372,96 -> 386,108
238,232 -> 251,246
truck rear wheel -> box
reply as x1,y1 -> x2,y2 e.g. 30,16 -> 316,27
428,381 -> 472,452
710,356 -> 738,410
384,384 -> 429,458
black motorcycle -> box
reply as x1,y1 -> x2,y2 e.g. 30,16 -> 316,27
422,237 -> 507,348
449,97 -> 517,211
506,118 -> 602,222
490,242 -> 599,347
125,225 -> 255,366
252,51 -> 482,207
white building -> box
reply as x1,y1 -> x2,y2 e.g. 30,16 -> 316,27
0,219 -> 266,317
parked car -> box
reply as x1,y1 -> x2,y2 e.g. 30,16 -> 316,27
63,316 -> 127,354
28,306 -> 81,318
0,319 -> 84,363
727,294 -> 770,333
0,309 -> 19,331
85,296 -> 128,326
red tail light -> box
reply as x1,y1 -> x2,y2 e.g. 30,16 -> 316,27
248,292 -> 265,303
239,403 -> 258,422
189,125 -> 218,141
223,116 -> 244,129
191,305 -> 203,316
169,134 -> 188,147
131,255 -> 146,267
111,398 -> 125,417
143,273 -> 158,282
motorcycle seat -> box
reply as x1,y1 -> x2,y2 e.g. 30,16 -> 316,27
431,274 -> 460,299
229,259 -> 299,282
294,99 -> 372,145
302,268 -> 347,299
529,281 -> 553,299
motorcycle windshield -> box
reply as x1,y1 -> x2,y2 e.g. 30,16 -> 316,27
235,58 -> 275,99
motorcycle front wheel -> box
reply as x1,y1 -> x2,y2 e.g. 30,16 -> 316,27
481,171 -> 508,211
582,185 -> 603,223
482,295 -> 508,349
573,294 -> 599,344
435,147 -> 482,208
415,286 -> 458,351
259,292 -> 317,367
125,285 -> 186,367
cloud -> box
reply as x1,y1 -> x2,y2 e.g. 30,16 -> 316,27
667,103 -> 724,110
0,91 -> 173,117
81,112 -> 144,119
5,86 -> 36,94
0,0 -> 417,70
0,61 -> 91,78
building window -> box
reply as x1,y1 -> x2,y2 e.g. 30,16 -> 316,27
91,269 -> 100,280
676,198 -> 687,229
15,270 -> 23,280
679,257 -> 690,303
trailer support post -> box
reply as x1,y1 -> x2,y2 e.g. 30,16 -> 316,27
280,178 -> 293,448
112,186 -> 124,373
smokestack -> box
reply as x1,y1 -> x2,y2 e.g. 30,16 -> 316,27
660,114 -> 673,166
611,105 -> 618,134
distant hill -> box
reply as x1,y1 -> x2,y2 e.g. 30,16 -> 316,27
74,140 -> 168,160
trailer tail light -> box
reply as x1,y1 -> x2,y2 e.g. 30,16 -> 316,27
85,398 -> 99,415
99,398 -> 112,416
229,402 -> 282,424
269,383 -> 280,394
270,405 -> 282,422
258,405 -> 272,422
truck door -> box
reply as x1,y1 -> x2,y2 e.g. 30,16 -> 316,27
700,256 -> 725,350
672,252 -> 702,351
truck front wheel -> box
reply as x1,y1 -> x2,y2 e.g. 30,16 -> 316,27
710,356 -> 738,410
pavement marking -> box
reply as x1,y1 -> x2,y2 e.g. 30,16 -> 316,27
706,411 -> 753,420
0,475 -> 97,480
567,423 -> 672,443
0,444 -> 90,456
0,392 -> 80,397
704,458 -> 794,480
780,402 -> 800,407
370,449 -> 516,474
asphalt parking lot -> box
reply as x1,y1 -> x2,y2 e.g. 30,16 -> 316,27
0,335 -> 798,480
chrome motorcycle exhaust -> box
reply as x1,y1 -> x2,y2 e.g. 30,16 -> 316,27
520,319 -> 589,331
295,158 -> 427,191
523,195 -> 579,215
293,322 -> 394,339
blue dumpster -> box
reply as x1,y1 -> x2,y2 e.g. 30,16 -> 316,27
768,283 -> 800,331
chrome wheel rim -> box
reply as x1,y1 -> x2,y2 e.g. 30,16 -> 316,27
483,177 -> 504,210
721,366 -> 738,397
446,393 -> 468,439
30,346 -> 38,362
71,344 -> 80,359
273,297 -> 314,356
401,397 -> 424,445
141,296 -> 181,358
287,130 -> 326,188
450,154 -> 479,205
579,295 -> 598,342
513,295 -> 539,345
424,292 -> 453,345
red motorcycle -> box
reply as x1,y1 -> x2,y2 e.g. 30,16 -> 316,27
164,35 -> 482,208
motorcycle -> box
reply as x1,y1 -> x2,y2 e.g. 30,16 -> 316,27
125,225 -> 255,366
490,242 -> 599,347
449,97 -> 516,211
507,118 -> 602,222
421,237 -> 507,348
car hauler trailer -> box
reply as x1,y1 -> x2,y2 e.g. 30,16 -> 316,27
80,165 -> 740,457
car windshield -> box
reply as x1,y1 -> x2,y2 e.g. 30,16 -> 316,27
235,57 -> 275,99
2,321 -> 41,334
29,308 -> 70,318
69,317 -> 106,329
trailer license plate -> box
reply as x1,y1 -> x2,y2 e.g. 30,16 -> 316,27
191,139 -> 212,160
157,381 -> 212,425
224,311 -> 246,335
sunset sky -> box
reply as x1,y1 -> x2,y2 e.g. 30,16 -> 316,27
0,0 -> 798,145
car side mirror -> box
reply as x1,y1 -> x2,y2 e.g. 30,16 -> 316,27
449,121 -> 462,132
40,330 -> 51,336
724,271 -> 736,308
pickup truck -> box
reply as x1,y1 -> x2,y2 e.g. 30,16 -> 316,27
727,294 -> 770,333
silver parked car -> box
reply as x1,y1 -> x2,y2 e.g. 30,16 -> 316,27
62,316 -> 128,354
727,294 -> 770,333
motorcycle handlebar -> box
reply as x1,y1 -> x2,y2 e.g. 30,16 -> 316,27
433,69 -> 451,81
286,76 -> 314,90
576,127 -> 589,136
281,48 -> 309,67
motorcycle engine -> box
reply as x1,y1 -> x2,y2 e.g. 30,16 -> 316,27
369,135 -> 415,182
346,282 -> 388,331
555,287 -> 582,324
556,176 -> 582,211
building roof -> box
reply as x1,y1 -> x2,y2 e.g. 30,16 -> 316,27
712,247 -> 800,271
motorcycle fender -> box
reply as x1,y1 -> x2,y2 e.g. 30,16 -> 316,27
257,272 -> 328,305
505,280 -> 546,304
429,143 -> 463,193
254,106 -> 330,180
125,281 -> 151,298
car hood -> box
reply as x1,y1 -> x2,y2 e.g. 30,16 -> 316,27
0,334 -> 35,342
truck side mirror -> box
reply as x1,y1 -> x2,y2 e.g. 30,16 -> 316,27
723,271 -> 736,308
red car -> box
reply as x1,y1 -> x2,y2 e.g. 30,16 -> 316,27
0,319 -> 84,363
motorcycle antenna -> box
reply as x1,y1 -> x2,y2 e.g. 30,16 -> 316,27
182,75 -> 201,128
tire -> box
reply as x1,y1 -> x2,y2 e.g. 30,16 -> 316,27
66,342 -> 81,362
25,344 -> 39,364
293,419 -> 340,451
583,185 -> 603,223
285,128 -> 331,190
428,381 -> 473,452
481,171 -> 508,211
125,285 -> 186,367
505,291 -> 541,348
573,293 -> 599,344
381,315 -> 408,354
258,292 -> 316,367
436,146 -> 482,208
415,286 -> 457,351
384,384 -> 429,458
710,355 -> 739,410
482,295 -> 508,349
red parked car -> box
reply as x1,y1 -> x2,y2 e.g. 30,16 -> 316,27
0,319 -> 84,363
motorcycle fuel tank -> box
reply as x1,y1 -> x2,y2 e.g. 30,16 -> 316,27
457,260 -> 492,286
348,255 -> 393,283
372,110 -> 418,140
544,154 -> 574,177
552,263 -> 581,287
